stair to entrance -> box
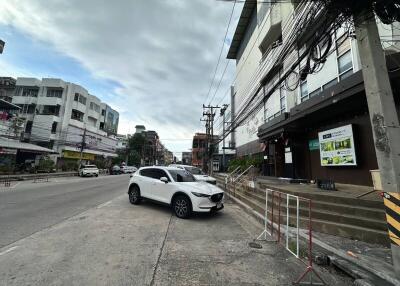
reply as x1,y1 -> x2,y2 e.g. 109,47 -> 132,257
215,175 -> 389,246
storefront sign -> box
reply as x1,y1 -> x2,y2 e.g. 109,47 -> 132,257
318,124 -> 357,166
308,139 -> 319,151
285,152 -> 293,164
62,150 -> 95,161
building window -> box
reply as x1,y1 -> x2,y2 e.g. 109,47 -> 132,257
51,122 -> 57,134
322,78 -> 338,90
338,50 -> 353,81
300,81 -> 309,102
89,102 -> 100,112
101,109 -> 106,116
71,109 -> 84,122
280,88 -> 286,113
22,88 -> 38,97
25,121 -> 33,133
74,93 -> 87,105
46,89 -> 63,98
41,105 -> 60,116
309,88 -> 321,98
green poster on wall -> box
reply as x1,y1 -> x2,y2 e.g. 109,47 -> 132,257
308,139 -> 319,151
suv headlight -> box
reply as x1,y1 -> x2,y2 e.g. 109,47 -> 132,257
191,192 -> 210,198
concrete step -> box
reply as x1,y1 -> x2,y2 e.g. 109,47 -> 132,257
234,186 -> 386,222
257,183 -> 384,209
232,186 -> 387,232
218,178 -> 386,216
224,186 -> 390,245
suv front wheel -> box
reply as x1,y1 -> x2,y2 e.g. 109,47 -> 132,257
128,185 -> 141,205
172,195 -> 192,219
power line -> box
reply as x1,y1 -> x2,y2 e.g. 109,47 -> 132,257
203,0 -> 237,105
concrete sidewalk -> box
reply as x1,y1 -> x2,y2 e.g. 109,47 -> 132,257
0,195 -> 351,285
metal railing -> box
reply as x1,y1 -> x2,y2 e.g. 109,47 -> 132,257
232,165 -> 254,183
257,189 -> 326,285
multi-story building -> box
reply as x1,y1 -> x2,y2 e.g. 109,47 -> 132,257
135,125 -> 146,134
143,130 -> 159,166
0,77 -> 16,102
115,134 -> 128,151
226,0 -> 400,186
11,77 -> 119,167
192,133 -> 218,170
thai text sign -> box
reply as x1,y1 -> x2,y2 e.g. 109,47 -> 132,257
318,124 -> 357,166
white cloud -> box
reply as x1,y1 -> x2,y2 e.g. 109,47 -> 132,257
0,0 -> 241,152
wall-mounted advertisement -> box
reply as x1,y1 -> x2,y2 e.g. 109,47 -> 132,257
318,124 -> 357,166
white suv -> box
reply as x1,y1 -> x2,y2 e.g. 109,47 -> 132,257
127,166 -> 224,218
78,164 -> 99,177
169,164 -> 217,185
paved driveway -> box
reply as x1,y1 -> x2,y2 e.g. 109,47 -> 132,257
0,192 -> 351,285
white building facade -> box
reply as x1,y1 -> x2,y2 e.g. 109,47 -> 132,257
226,0 -> 400,185
12,77 -> 119,166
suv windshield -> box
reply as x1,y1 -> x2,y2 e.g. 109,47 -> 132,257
169,170 -> 196,182
184,166 -> 204,175
84,165 -> 97,169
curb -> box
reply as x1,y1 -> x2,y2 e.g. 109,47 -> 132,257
225,191 -> 400,286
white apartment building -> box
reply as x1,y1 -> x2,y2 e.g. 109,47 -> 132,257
12,77 -> 119,165
226,0 -> 400,185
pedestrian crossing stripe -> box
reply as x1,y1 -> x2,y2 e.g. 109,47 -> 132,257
383,192 -> 400,246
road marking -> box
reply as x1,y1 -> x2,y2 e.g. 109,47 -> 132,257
97,200 -> 112,208
0,246 -> 19,256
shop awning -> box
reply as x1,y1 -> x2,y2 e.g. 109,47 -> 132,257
63,146 -> 118,158
0,138 -> 57,154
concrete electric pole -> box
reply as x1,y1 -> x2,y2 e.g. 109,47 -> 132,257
354,9 -> 400,277
203,104 -> 220,175
220,104 -> 229,172
79,128 -> 87,167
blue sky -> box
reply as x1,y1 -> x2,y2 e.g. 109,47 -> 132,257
0,0 -> 241,155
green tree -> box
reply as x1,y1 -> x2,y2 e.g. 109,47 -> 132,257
128,133 -> 146,155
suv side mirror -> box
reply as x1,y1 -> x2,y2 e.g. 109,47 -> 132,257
160,177 -> 168,183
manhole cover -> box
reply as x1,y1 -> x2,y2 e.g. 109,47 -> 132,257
248,242 -> 262,249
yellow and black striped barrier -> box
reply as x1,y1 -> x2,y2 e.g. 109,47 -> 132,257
382,192 -> 400,246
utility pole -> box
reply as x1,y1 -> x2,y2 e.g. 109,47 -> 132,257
220,104 -> 229,172
203,104 -> 220,175
200,117 -> 210,173
354,10 -> 400,278
79,128 -> 87,167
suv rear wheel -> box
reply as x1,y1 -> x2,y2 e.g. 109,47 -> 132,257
172,195 -> 191,219
128,185 -> 141,205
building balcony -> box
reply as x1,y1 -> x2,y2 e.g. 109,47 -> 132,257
72,101 -> 87,113
11,96 -> 38,105
34,114 -> 61,123
69,119 -> 85,129
88,109 -> 99,119
37,96 -> 63,106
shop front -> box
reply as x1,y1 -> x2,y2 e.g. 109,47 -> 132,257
258,70 -> 399,186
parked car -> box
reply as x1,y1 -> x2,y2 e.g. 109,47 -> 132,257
169,164 -> 217,185
127,166 -> 224,218
121,166 -> 137,174
78,164 -> 99,177
111,165 -> 121,175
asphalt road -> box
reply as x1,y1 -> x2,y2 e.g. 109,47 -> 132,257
0,174 -> 130,248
